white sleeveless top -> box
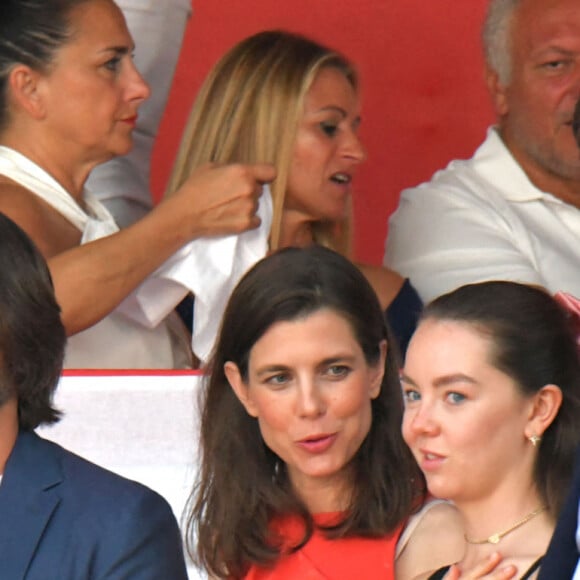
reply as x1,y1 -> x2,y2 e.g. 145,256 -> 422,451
0,146 -> 191,369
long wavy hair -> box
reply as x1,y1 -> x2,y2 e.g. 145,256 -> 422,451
187,246 -> 425,578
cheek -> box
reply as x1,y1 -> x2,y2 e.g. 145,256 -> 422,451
290,134 -> 330,179
251,392 -> 293,434
333,383 -> 373,428
400,413 -> 414,446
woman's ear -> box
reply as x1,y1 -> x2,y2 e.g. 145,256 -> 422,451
8,64 -> 47,120
525,384 -> 563,440
369,339 -> 387,400
224,361 -> 259,418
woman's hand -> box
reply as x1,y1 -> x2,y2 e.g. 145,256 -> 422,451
47,162 -> 275,335
445,553 -> 517,580
167,162 -> 277,239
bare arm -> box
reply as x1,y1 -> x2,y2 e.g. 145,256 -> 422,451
0,163 -> 275,335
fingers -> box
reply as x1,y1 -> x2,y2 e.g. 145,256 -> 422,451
248,163 -> 276,185
445,552 -> 518,579
166,162 -> 275,239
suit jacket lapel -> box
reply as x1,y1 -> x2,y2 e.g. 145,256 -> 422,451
0,430 -> 62,579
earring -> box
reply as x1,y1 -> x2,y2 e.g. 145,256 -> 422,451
529,434 -> 541,447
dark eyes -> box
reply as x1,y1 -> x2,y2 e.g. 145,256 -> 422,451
104,56 -> 122,72
320,122 -> 339,137
540,59 -> 572,72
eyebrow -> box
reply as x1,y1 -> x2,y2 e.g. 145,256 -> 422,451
254,355 -> 357,377
99,45 -> 133,56
531,46 -> 577,59
255,364 -> 290,378
399,372 -> 478,388
318,105 -> 348,116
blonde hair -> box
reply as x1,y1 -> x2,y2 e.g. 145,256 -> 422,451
166,30 -> 357,252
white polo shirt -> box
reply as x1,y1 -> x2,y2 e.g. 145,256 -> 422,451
384,127 -> 580,303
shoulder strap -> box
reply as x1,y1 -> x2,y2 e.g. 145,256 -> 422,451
396,499 -> 451,558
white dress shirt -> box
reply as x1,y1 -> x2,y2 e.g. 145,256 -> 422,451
384,127 -> 580,303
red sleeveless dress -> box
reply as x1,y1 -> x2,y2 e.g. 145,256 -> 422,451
243,513 -> 401,580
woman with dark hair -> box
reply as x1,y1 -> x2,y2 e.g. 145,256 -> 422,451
401,281 -> 580,579
0,0 -> 273,368
189,245 -> 463,579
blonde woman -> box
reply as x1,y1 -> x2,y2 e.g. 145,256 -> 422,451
168,30 -> 421,354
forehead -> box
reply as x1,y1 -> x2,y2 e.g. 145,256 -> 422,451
63,0 -> 133,51
303,67 -> 359,111
406,319 -> 494,373
512,0 -> 580,52
249,309 -> 360,363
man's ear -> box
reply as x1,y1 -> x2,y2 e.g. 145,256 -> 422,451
369,340 -> 387,400
524,384 -> 563,440
485,65 -> 509,117
8,64 -> 48,120
224,361 -> 259,418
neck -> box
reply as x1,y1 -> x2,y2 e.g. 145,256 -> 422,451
0,398 -> 19,475
291,469 -> 353,514
499,127 -> 580,209
279,210 -> 315,248
458,487 -> 544,539
456,491 -> 554,567
1,129 -> 94,202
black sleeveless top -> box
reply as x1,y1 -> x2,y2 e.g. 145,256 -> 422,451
427,556 -> 543,580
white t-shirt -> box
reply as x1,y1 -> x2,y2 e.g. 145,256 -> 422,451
384,127 -> 580,303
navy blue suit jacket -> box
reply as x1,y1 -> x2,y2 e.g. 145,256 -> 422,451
537,444 -> 580,579
0,430 -> 188,579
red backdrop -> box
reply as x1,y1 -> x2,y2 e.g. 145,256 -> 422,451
151,0 -> 495,264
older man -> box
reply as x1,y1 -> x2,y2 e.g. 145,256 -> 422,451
0,213 -> 188,579
384,0 -> 580,303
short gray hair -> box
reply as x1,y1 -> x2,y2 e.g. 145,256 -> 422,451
482,0 -> 521,84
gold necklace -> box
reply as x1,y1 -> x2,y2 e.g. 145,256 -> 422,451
464,506 -> 547,545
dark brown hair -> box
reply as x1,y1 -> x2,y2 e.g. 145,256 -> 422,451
188,245 -> 424,578
422,281 -> 580,517
0,213 -> 64,429
0,0 -> 91,130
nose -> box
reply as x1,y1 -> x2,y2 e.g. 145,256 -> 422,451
406,401 -> 440,437
341,129 -> 366,164
127,60 -> 151,103
296,381 -> 326,419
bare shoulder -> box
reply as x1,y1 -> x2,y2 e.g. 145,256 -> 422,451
396,501 -> 465,580
0,177 -> 80,257
355,262 -> 405,309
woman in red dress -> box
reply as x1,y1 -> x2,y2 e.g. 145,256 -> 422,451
187,246 -> 463,579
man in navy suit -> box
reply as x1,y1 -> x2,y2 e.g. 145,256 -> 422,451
538,97 -> 580,580
537,444 -> 580,579
0,213 -> 188,579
